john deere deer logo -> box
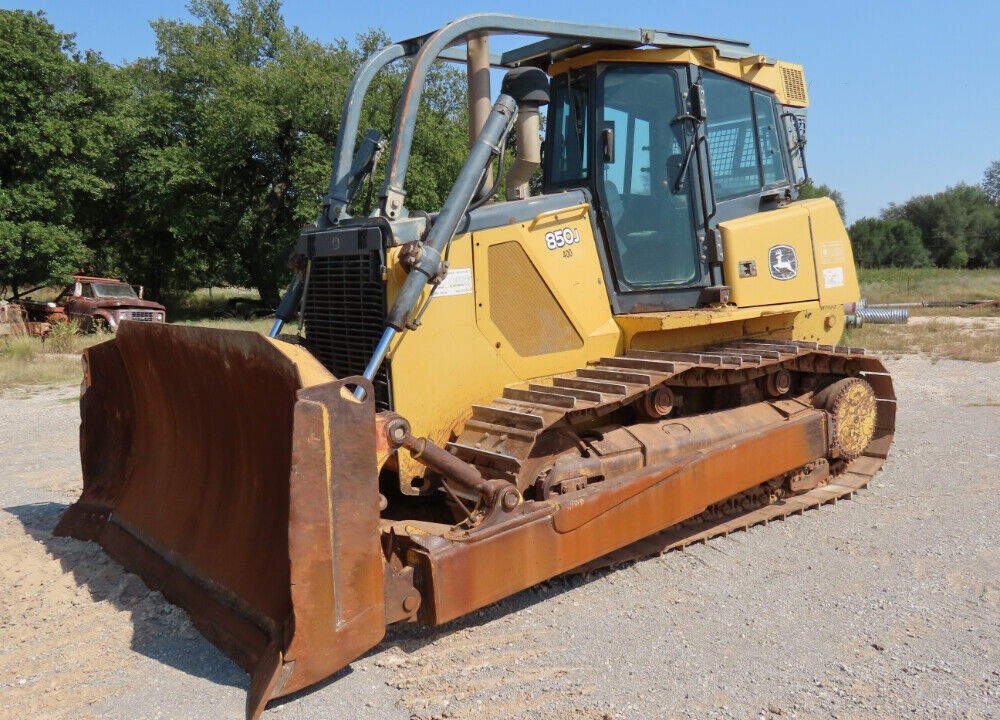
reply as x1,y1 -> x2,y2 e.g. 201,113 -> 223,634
768,245 -> 798,281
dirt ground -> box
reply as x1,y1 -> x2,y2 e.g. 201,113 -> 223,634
1,354 -> 998,720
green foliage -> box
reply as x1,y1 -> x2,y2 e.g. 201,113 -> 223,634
46,317 -> 81,353
848,218 -> 929,268
984,159 -> 1000,205
93,0 -> 356,303
882,183 -> 1000,269
0,10 -> 98,297
345,29 -> 469,215
797,179 -> 846,219
0,5 -> 473,305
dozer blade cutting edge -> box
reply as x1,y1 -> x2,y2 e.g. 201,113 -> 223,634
55,323 -> 388,719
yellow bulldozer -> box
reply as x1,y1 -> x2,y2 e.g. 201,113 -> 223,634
56,14 -> 895,719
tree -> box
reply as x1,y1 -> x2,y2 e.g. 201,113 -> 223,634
848,218 -> 929,268
797,179 -> 846,219
883,184 -> 1000,268
984,160 -> 1000,205
96,0 -> 356,304
0,11 -> 103,297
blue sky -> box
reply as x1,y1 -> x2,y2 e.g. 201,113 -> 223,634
5,0 -> 998,223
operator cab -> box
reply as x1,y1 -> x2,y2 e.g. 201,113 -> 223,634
544,59 -> 800,313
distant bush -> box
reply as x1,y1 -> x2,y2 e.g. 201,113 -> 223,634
849,218 -> 930,268
881,183 -> 1000,269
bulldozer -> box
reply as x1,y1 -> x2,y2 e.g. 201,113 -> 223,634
55,14 -> 895,719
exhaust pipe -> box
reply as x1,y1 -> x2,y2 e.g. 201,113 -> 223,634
505,68 -> 550,201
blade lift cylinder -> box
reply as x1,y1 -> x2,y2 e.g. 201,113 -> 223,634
354,91 -> 518,398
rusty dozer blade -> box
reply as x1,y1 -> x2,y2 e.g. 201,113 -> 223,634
55,323 -> 386,719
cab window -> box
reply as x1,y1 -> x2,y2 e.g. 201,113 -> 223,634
597,65 -> 698,289
548,73 -> 590,184
703,72 -> 787,199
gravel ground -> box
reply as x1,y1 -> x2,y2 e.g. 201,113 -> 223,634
1,354 -> 998,720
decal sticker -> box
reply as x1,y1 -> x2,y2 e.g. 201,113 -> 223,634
434,267 -> 473,297
768,245 -> 798,281
820,241 -> 846,264
545,226 -> 581,250
823,266 -> 845,289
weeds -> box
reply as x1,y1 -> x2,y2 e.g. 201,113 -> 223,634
165,287 -> 266,322
46,318 -> 82,353
852,268 -> 1000,361
175,317 -> 275,334
844,318 -> 1000,363
1,336 -> 38,363
0,349 -> 81,390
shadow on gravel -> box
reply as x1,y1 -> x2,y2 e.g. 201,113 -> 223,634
7,499 -> 625,708
267,564 -> 620,710
5,501 -> 246,691
372,562 -> 619,656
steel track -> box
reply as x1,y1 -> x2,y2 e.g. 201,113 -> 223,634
448,339 -> 896,570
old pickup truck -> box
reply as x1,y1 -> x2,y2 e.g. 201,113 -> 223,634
21,275 -> 166,332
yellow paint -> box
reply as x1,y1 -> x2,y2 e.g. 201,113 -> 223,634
378,200 -> 855,489
547,49 -> 808,107
472,203 -> 621,378
616,288 -> 847,351
720,204 -> 819,307
385,203 -> 620,487
801,198 -> 861,307
720,198 -> 859,311
387,236 -> 516,452
265,336 -> 336,388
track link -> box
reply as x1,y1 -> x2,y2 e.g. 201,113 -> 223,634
449,339 -> 896,568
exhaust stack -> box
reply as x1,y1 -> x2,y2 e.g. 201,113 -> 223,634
503,68 -> 550,201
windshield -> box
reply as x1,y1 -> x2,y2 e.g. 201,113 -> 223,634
597,65 -> 699,288
91,283 -> 139,299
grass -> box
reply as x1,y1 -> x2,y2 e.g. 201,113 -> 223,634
0,337 -> 83,390
0,323 -> 113,391
174,316 -> 275,334
844,319 -> 1000,363
858,267 -> 1000,304
0,314 -> 276,392
852,267 -> 1000,362
165,287 -> 271,322
1,285 -> 275,391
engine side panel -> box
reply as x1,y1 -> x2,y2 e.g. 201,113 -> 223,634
387,201 -> 621,488
720,203 -> 819,307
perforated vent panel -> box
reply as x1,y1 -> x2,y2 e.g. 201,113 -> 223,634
488,242 -> 583,356
780,65 -> 809,105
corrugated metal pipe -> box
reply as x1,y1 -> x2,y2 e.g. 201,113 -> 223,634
844,299 -> 909,326
856,307 -> 909,324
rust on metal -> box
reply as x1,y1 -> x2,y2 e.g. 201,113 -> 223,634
57,333 -> 896,717
56,324 -> 386,720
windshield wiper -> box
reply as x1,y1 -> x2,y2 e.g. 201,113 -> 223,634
670,78 -> 707,194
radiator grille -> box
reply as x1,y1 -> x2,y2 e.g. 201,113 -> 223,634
302,253 -> 393,411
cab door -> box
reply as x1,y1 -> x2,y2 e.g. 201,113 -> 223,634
596,64 -> 703,297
